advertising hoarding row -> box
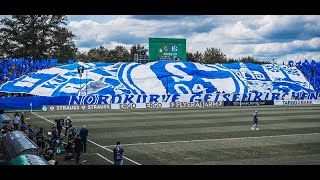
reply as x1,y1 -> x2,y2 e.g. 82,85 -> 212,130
42,101 -> 224,111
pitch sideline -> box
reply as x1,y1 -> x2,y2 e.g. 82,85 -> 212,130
31,111 -> 142,165
103,132 -> 320,147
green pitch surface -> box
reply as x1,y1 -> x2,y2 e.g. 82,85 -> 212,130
21,105 -> 320,165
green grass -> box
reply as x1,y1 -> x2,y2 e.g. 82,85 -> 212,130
10,105 -> 320,165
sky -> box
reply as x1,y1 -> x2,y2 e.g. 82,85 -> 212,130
66,15 -> 320,64
1,15 -> 320,64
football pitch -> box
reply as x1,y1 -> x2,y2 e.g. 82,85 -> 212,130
20,105 -> 320,165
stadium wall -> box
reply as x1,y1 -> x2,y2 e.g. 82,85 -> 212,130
0,92 -> 320,110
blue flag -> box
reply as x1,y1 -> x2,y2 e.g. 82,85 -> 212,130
3,67 -> 8,74
68,60 -> 74,64
11,74 -> 16,80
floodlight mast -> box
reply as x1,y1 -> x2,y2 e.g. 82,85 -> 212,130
78,66 -> 84,96
86,70 -> 88,96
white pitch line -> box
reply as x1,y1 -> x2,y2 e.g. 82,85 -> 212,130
82,153 -> 114,164
31,111 -> 142,165
87,139 -> 141,165
103,132 -> 320,147
95,153 -> 114,164
132,112 -> 145,115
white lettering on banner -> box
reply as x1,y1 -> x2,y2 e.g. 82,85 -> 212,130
146,103 -> 163,109
56,105 -> 80,111
274,100 -> 314,106
170,101 -> 223,108
88,104 -> 111,110
119,103 -> 137,110
43,99 -> 319,111
67,93 -> 320,105
232,101 -> 263,106
47,104 -> 111,111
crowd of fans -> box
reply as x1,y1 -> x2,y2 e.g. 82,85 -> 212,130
295,60 -> 320,93
0,57 -> 57,86
0,92 -> 37,98
0,112 -> 88,165
0,57 -> 57,98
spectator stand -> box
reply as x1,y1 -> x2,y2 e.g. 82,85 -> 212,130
0,57 -> 57,87
295,59 -> 320,92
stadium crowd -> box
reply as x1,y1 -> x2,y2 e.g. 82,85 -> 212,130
0,57 -> 58,98
295,60 -> 320,92
0,112 -> 88,165
0,92 -> 37,98
0,57 -> 58,86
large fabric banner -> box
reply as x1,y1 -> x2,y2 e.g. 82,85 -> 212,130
0,61 -> 315,97
0,92 -> 319,110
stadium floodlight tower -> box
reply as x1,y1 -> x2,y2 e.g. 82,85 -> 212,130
77,66 -> 84,96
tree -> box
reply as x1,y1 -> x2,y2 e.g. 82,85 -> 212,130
202,48 -> 227,64
187,52 -> 197,62
193,51 -> 203,63
75,45 -> 132,63
109,45 -> 131,62
74,51 -> 90,63
238,56 -> 269,64
227,58 -> 239,63
130,44 -> 148,61
238,56 -> 257,63
87,46 -> 109,62
0,15 -> 77,63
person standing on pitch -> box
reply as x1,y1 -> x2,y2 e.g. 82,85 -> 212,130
79,125 -> 89,153
13,113 -> 20,130
74,134 -> 83,165
21,112 -> 25,125
36,127 -> 46,154
65,116 -> 73,137
113,141 -> 124,165
251,110 -> 259,130
27,124 -> 36,141
56,120 -> 63,138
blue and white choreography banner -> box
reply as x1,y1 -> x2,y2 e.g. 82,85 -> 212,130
1,92 -> 319,110
67,92 -> 320,105
0,61 -> 315,96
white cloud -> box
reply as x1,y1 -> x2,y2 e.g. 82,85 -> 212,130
77,47 -> 91,53
276,52 -> 320,64
67,15 -> 320,62
101,41 -> 133,51
68,16 -> 196,43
